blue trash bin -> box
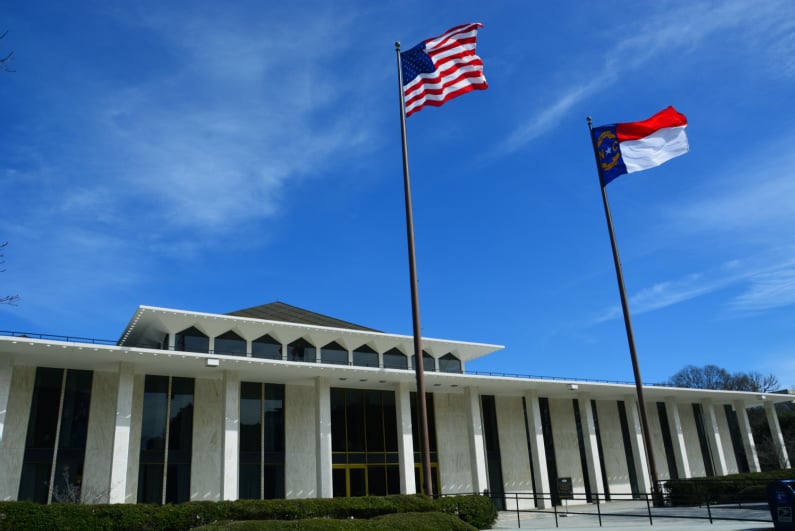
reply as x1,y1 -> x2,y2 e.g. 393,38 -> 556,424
768,480 -> 795,530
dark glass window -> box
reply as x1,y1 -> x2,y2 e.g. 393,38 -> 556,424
321,341 -> 348,366
572,399 -> 591,503
214,331 -> 246,356
692,403 -> 715,477
482,395 -> 505,510
438,353 -> 462,373
239,382 -> 285,499
175,326 -> 209,353
657,402 -> 679,480
287,338 -> 315,362
252,334 -> 281,360
410,392 -> 438,453
353,345 -> 378,368
538,397 -> 560,506
409,391 -> 439,495
591,400 -> 610,501
138,375 -> 194,504
617,400 -> 640,497
331,388 -> 399,497
52,370 -> 93,502
725,404 -> 749,473
383,348 -> 407,370
240,382 -> 262,500
411,351 -> 435,372
19,368 -> 93,504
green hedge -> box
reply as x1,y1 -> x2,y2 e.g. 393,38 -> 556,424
197,512 -> 476,530
0,494 -> 495,531
665,468 -> 794,506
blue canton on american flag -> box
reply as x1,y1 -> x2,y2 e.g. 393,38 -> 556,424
400,23 -> 488,117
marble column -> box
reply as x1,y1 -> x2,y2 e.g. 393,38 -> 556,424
664,399 -> 692,478
765,401 -> 792,469
222,371 -> 240,500
578,397 -> 606,499
733,401 -> 760,472
625,397 -> 651,494
108,363 -> 134,504
702,401 -> 728,476
0,358 -> 11,445
523,392 -> 550,508
315,378 -> 332,498
465,387 -> 488,494
396,383 -> 416,494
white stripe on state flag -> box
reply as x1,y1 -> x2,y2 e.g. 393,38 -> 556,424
621,125 -> 689,173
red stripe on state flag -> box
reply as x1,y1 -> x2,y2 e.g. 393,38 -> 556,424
616,106 -> 688,142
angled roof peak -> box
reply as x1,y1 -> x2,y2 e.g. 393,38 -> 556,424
226,301 -> 381,333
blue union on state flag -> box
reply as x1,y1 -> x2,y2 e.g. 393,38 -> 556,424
400,23 -> 488,117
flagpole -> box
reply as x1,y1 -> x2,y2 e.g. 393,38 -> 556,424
587,117 -> 661,506
395,41 -> 434,498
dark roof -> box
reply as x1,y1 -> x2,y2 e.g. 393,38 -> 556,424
227,301 -> 381,332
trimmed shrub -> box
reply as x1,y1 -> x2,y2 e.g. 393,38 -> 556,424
665,468 -> 795,506
0,494 -> 490,530
435,494 -> 497,530
197,512 -> 475,530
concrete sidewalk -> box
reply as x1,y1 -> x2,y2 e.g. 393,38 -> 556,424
489,500 -> 775,530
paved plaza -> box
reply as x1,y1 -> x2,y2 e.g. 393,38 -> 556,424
490,500 -> 776,530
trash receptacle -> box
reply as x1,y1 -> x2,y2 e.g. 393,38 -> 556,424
768,480 -> 795,530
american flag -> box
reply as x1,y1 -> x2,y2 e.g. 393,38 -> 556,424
400,23 -> 488,117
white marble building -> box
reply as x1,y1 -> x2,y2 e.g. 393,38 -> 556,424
0,302 -> 791,507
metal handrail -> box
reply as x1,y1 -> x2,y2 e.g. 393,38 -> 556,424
462,489 -> 773,528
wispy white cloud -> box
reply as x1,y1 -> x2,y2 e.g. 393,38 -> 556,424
727,262 -> 795,315
494,0 -> 793,155
12,5 -> 381,239
592,265 -> 742,323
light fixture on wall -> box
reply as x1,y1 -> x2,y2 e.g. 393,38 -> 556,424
206,358 -> 220,368
759,394 -> 767,401
568,384 -> 579,391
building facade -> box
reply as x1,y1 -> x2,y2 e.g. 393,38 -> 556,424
0,302 -> 791,506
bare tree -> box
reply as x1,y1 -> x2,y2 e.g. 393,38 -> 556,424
666,364 -> 779,392
1,242 -> 20,305
0,30 -> 13,72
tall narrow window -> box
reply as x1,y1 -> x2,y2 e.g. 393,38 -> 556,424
692,403 -> 715,477
19,368 -> 93,504
572,399 -> 592,502
591,400 -> 610,501
239,382 -> 285,499
617,401 -> 640,498
521,397 -> 540,507
482,395 -> 506,510
657,402 -> 679,480
538,397 -> 560,506
138,376 -> 194,504
724,404 -> 749,473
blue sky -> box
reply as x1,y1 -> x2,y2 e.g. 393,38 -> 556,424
2,0 -> 795,388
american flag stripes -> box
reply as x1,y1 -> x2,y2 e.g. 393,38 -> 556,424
400,23 -> 488,117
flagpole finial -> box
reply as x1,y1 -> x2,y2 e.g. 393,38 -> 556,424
587,116 -> 593,128
395,41 -> 401,51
